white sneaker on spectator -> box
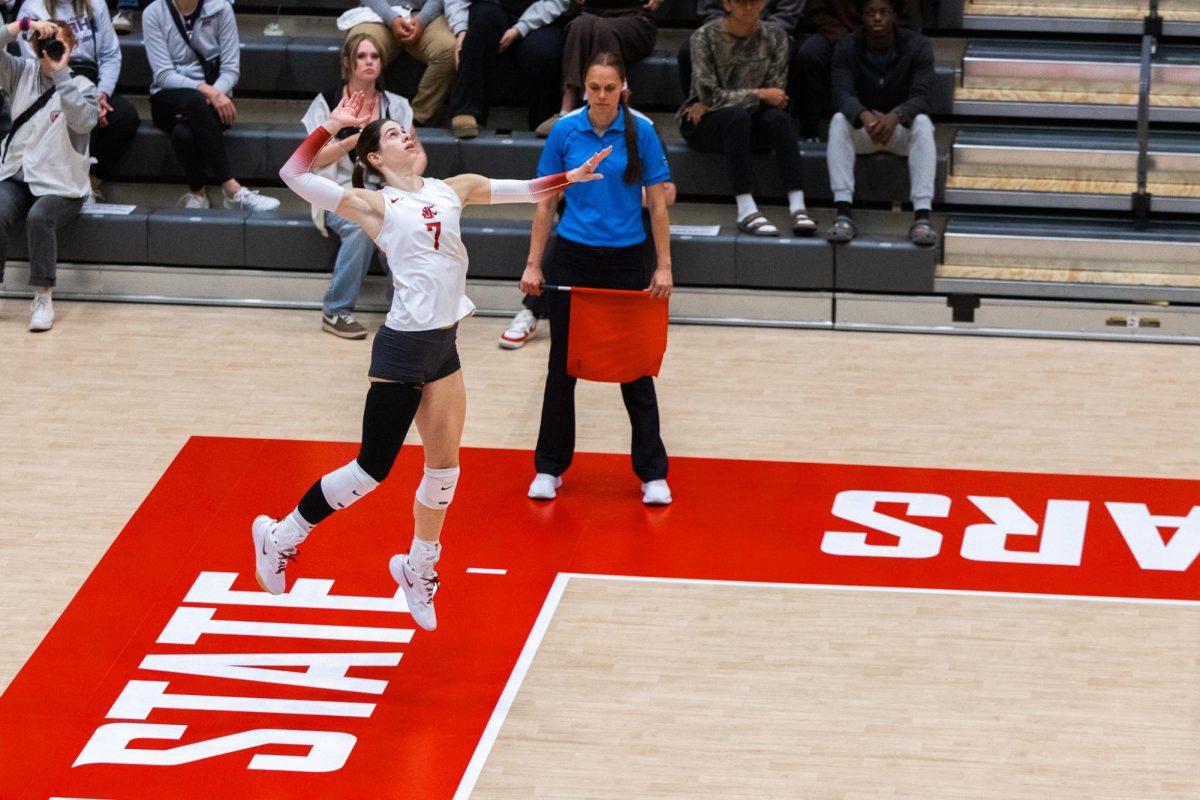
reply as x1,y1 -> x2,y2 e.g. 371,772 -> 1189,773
252,515 -> 299,595
390,554 -> 439,631
111,8 -> 133,33
84,187 -> 105,205
528,472 -> 562,500
499,308 -> 538,349
179,191 -> 210,209
29,292 -> 54,332
224,187 -> 281,212
641,479 -> 672,506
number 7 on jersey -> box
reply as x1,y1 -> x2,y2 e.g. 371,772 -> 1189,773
425,221 -> 441,250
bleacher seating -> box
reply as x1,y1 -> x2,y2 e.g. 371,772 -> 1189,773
944,126 -> 1200,213
943,0 -> 1200,37
954,39 -> 1200,123
8,0 -> 1200,333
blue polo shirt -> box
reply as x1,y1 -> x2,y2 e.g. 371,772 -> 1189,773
537,105 -> 671,248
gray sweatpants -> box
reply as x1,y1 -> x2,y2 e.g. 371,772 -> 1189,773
826,112 -> 936,211
0,180 -> 83,288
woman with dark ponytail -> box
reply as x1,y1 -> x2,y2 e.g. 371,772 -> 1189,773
256,90 -> 610,633
522,50 -> 675,507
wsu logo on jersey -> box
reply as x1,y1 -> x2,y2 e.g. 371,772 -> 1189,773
421,205 -> 437,220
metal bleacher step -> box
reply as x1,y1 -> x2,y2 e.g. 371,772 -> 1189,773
954,40 -> 1200,123
944,126 -> 1200,212
955,0 -> 1200,36
938,214 -> 1200,293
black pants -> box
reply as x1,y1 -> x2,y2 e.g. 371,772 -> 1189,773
449,2 -> 565,129
534,236 -> 668,482
681,105 -> 804,196
794,32 -> 836,138
149,88 -> 233,190
0,181 -> 82,288
91,92 -> 140,182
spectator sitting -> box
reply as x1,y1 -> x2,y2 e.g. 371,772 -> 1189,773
825,0 -> 935,246
444,0 -> 569,138
795,0 -> 910,140
0,18 -> 97,332
675,0 -> 803,110
301,33 -> 427,340
346,0 -> 455,125
678,0 -> 815,237
17,0 -> 141,204
534,0 -> 661,137
143,0 -> 280,211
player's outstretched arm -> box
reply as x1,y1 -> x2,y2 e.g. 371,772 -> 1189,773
446,146 -> 612,206
279,91 -> 384,237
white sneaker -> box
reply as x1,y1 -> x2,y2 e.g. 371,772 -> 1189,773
252,515 -> 298,595
178,191 -> 210,209
390,554 -> 438,631
224,187 -> 281,212
111,8 -> 133,33
641,479 -> 672,506
528,472 -> 562,500
84,187 -> 105,206
499,308 -> 538,349
29,292 -> 54,331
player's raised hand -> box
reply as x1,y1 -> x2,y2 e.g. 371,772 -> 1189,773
331,90 -> 372,129
567,146 -> 612,183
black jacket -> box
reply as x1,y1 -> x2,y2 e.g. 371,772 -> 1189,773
831,26 -> 934,127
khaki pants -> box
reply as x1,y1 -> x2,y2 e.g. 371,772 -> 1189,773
348,15 -> 455,125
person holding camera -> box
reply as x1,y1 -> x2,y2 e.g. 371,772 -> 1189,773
143,0 -> 280,211
15,0 -> 141,205
0,18 -> 98,331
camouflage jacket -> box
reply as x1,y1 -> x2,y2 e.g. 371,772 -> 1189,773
677,18 -> 790,127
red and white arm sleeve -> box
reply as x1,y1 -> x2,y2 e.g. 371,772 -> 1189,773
489,172 -> 571,205
279,126 -> 346,212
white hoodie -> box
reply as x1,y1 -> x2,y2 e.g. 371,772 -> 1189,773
0,27 -> 98,198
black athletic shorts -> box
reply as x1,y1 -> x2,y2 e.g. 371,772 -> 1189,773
369,323 -> 461,384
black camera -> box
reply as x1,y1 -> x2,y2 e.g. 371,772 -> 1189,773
34,35 -> 65,62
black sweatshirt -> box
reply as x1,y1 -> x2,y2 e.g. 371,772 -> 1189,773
831,26 -> 934,127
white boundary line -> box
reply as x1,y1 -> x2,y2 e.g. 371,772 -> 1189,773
563,572 -> 1200,608
452,573 -> 571,800
466,568 -> 508,575
452,571 -> 1200,797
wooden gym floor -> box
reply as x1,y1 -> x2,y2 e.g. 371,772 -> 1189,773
2,298 -> 1199,797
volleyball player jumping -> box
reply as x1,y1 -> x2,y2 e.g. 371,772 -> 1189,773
256,91 -> 609,630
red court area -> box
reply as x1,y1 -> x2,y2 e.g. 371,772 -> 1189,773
2,437 -> 1199,799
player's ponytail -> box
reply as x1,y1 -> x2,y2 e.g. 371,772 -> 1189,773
621,104 -> 641,186
352,118 -> 388,189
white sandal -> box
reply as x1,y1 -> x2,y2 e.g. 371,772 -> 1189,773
737,211 -> 779,237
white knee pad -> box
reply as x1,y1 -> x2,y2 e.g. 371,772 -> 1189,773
321,460 -> 379,511
415,465 -> 460,510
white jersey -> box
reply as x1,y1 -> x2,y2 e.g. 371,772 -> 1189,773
375,179 -> 475,331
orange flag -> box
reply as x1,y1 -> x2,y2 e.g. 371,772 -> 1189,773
566,286 -> 668,383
